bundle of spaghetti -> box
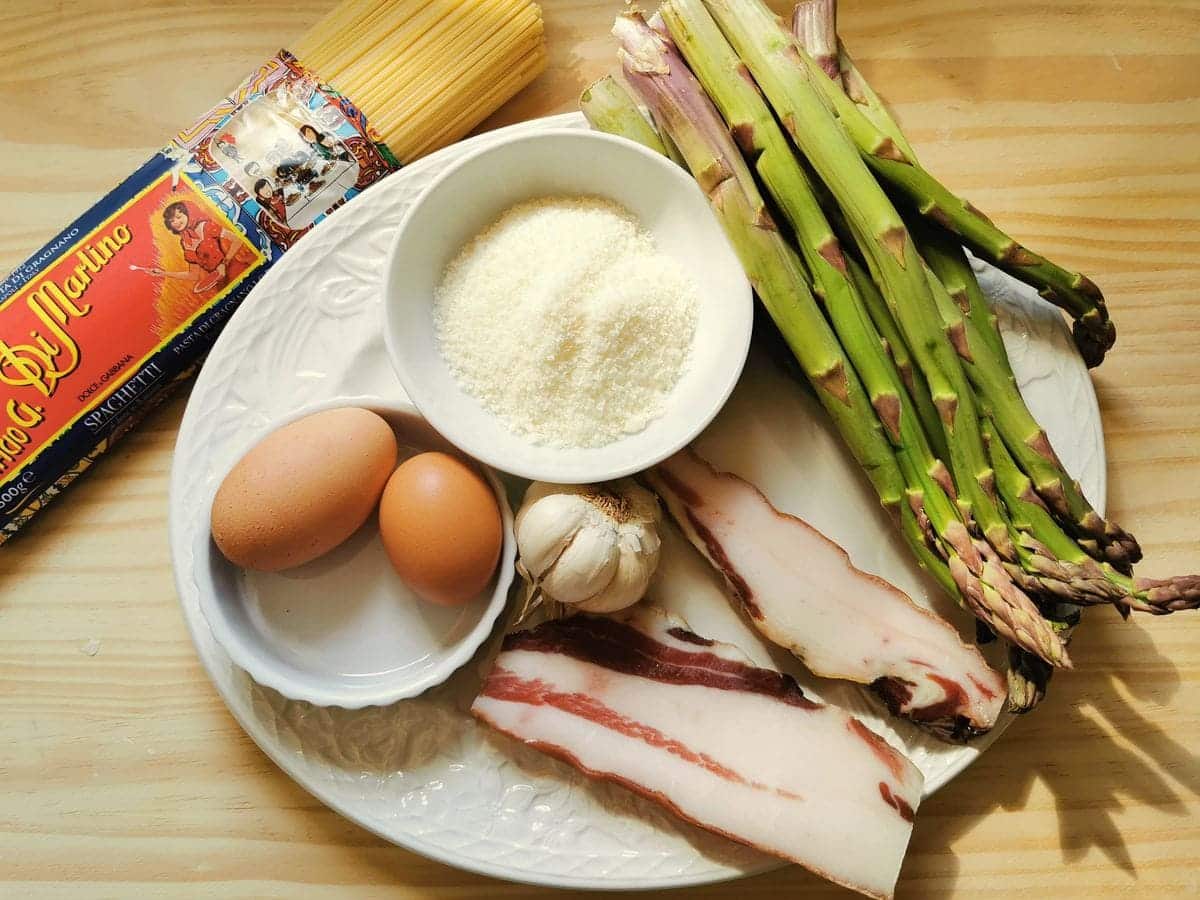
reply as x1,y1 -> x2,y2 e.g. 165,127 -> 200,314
295,0 -> 546,162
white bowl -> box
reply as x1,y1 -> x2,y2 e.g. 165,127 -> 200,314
192,397 -> 516,709
381,129 -> 752,483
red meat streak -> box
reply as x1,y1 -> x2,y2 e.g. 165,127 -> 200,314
844,723 -> 917,824
908,658 -> 1000,705
480,668 -> 799,801
920,674 -> 971,722
501,615 -> 819,710
970,674 -> 1000,700
651,466 -> 760,618
878,670 -> 972,724
666,626 -> 714,647
846,717 -> 908,782
878,782 -> 915,823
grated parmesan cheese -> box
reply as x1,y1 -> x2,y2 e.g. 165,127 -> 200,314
433,196 -> 698,448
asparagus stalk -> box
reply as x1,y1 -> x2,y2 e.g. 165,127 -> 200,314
917,226 -> 1009,380
658,0 -> 1051,652
790,0 -> 839,82
883,154 -> 1114,368
922,253 -> 1192,615
580,76 -> 672,157
912,251 -> 1135,611
1008,600 -> 1086,713
706,0 -> 1029,560
790,10 -> 1114,366
835,46 -> 916,163
814,29 -> 1008,372
657,124 -> 689,168
813,193 -> 950,464
580,73 -> 960,602
611,11 -> 1069,667
832,49 -> 1198,611
907,215 -> 1140,569
1006,593 -> 1082,713
790,6 -> 1141,569
844,253 -> 949,465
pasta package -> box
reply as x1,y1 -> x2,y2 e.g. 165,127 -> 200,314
0,0 -> 545,542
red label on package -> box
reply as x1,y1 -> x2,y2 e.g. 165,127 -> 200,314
0,49 -> 399,541
0,173 -> 263,484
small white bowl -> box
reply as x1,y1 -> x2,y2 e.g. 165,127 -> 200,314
192,397 -> 516,709
382,129 -> 752,484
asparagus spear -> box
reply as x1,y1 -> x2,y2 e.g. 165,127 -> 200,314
915,251 -> 1142,613
811,190 -> 951,463
1006,586 -> 1084,712
915,225 -> 1008,383
1007,600 -> 1085,713
923,241 -> 1200,616
658,125 -> 689,168
790,0 -> 838,82
610,11 -> 1069,666
580,76 -> 672,157
882,150 -> 1115,368
657,0 -> 1059,651
578,74 -> 957,601
909,215 -> 1140,570
827,41 -> 1198,611
789,13 -> 1075,708
789,4 -> 1115,365
835,46 -> 916,162
702,0 -> 1028,565
1006,648 -> 1049,713
789,5 -> 1141,568
845,252 -> 949,465
811,28 -> 1007,371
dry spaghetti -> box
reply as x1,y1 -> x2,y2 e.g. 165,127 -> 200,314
295,0 -> 546,160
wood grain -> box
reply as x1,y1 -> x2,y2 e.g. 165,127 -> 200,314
1,1 -> 1198,897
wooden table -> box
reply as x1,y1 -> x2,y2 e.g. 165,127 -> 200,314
1,1 -> 1197,897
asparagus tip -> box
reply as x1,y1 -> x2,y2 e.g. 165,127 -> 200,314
1073,315 -> 1117,368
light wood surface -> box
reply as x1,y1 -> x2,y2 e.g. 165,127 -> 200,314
1,1 -> 1198,897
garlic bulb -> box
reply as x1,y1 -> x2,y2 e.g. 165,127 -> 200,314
515,479 -> 662,615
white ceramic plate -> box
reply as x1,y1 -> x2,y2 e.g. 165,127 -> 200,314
169,112 -> 1106,891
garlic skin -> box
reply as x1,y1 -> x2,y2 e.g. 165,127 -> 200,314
515,479 -> 662,614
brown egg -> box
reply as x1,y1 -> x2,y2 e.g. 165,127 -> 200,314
211,407 -> 397,571
378,452 -> 503,607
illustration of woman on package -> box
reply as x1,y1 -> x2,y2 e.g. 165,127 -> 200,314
299,124 -> 351,163
149,201 -> 255,293
253,178 -> 292,225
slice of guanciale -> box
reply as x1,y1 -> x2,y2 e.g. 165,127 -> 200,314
645,449 -> 1005,742
471,609 -> 923,900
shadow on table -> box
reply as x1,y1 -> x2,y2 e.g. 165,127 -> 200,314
904,608 -> 1197,899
